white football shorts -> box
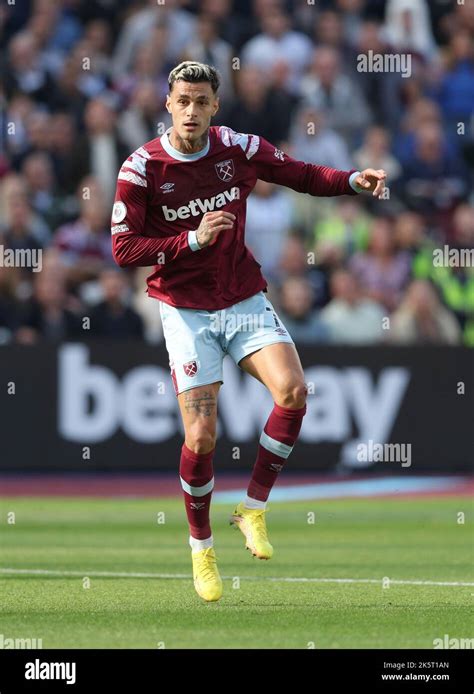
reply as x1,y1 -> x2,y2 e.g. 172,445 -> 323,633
158,291 -> 295,395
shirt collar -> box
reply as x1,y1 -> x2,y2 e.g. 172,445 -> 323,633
160,127 -> 210,162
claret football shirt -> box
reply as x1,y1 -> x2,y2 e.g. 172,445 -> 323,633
111,125 -> 358,310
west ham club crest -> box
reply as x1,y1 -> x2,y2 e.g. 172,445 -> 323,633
183,360 -> 198,377
215,159 -> 234,182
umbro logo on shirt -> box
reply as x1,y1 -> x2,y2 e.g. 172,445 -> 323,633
160,182 -> 175,193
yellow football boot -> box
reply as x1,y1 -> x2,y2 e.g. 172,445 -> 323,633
192,547 -> 223,602
230,502 -> 273,560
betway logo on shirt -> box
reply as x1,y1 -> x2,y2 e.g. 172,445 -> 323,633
162,186 -> 240,221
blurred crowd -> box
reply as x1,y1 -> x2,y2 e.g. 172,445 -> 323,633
0,0 -> 473,346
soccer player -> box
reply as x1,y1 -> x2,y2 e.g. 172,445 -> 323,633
111,61 -> 386,602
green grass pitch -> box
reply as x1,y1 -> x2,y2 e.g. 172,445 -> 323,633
0,496 -> 472,648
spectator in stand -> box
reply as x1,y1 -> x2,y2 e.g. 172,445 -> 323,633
217,65 -> 293,144
4,31 -> 54,103
118,81 -> 162,153
67,97 -> 129,208
63,39 -> 109,99
354,20 -> 404,132
334,0 -> 365,46
26,0 -> 83,70
439,1 -> 474,42
241,8 -> 313,94
393,211 -> 432,271
0,173 -> 50,251
451,204 -> 474,248
81,18 -> 114,81
112,0 -> 196,81
245,179 -> 295,285
389,280 -> 461,345
279,236 -> 330,310
16,270 -> 83,344
400,122 -> 470,224
0,265 -> 21,342
354,126 -> 402,184
311,9 -> 355,66
132,267 -> 164,344
53,177 -> 113,286
313,198 -> 370,261
288,104 -> 352,170
21,152 -> 70,232
436,31 -> 474,129
181,14 -> 234,102
113,31 -> 169,105
48,112 -> 84,197
278,275 -> 329,343
299,46 -> 371,146
11,110 -> 52,171
3,93 -> 36,162
320,269 -> 385,344
384,0 -> 437,61
197,0 -> 244,49
349,217 -> 411,312
88,269 -> 144,340
407,204 -> 474,346
48,51 -> 89,121
393,98 -> 444,164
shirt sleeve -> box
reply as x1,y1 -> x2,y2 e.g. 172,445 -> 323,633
111,156 -> 202,268
249,135 -> 359,197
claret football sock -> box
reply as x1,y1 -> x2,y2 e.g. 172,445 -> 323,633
247,402 -> 307,503
180,442 -> 215,541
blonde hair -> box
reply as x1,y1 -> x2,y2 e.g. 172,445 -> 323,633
168,61 -> 220,93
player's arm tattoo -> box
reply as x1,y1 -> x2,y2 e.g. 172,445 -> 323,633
184,390 -> 216,417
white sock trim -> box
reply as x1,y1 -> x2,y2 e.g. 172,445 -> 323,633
244,495 -> 267,510
260,431 -> 293,459
189,535 -> 213,552
180,475 -> 214,497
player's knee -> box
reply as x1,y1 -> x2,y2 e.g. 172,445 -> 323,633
278,381 -> 307,409
185,426 -> 216,454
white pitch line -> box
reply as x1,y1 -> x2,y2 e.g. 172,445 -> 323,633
0,568 -> 472,587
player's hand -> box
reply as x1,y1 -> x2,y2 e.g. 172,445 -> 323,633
355,169 -> 387,198
196,211 -> 236,248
